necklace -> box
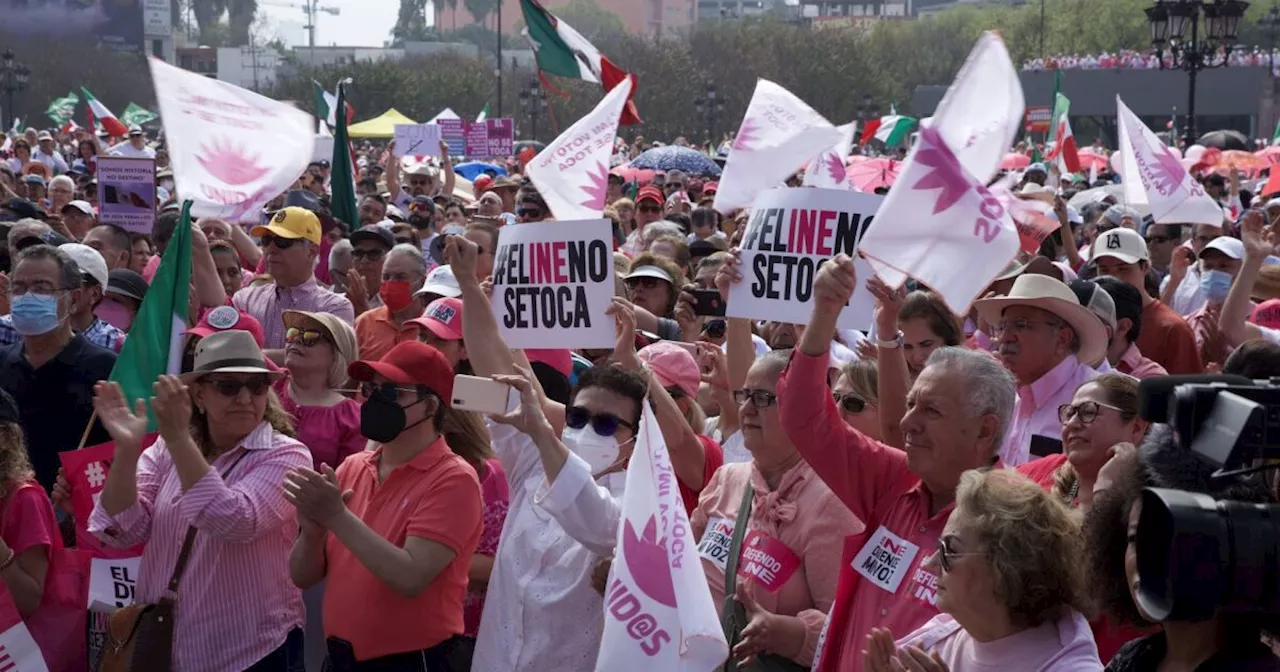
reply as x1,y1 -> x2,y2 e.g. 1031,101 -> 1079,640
1067,479 -> 1080,506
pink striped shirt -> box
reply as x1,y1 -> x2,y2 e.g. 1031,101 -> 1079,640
232,277 -> 355,349
88,422 -> 310,672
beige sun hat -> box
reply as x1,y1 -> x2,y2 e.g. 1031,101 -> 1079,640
973,274 -> 1108,366
181,330 -> 281,381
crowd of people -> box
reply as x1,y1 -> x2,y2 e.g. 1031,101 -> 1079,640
0,110 -> 1277,672
1021,45 -> 1280,73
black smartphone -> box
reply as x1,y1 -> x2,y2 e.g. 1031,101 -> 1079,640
690,288 -> 726,317
1029,434 -> 1064,458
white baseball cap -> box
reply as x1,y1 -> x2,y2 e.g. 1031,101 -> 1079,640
1199,236 -> 1245,260
415,264 -> 461,299
1088,228 -> 1149,264
58,243 -> 109,288
62,200 -> 94,216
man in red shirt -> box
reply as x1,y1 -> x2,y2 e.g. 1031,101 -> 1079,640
775,255 -> 1017,671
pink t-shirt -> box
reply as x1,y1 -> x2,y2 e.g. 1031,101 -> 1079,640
896,611 -> 1103,671
463,458 -> 510,637
276,381 -> 365,471
1,482 -> 80,671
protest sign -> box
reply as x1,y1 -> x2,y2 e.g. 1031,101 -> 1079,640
0,589 -> 48,672
96,157 -> 157,234
149,56 -> 315,221
312,134 -> 335,164
61,440 -> 151,559
490,219 -> 615,349
88,556 -> 142,612
437,119 -> 466,155
393,123 -> 442,158
485,119 -> 514,157
727,187 -> 879,330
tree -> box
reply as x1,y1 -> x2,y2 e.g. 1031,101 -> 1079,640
464,0 -> 501,27
392,0 -> 431,43
227,0 -> 257,46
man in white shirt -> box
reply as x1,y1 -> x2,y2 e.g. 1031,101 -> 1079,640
107,126 -> 156,159
30,132 -> 68,174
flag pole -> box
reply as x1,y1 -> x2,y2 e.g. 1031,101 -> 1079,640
75,410 -> 98,451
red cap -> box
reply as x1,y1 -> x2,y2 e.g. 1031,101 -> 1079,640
702,181 -> 719,195
407,297 -> 463,341
526,349 -> 572,378
186,305 -> 265,349
348,341 -> 455,405
473,174 -> 494,192
636,186 -> 664,205
1252,299 -> 1280,331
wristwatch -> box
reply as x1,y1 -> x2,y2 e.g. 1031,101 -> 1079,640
875,331 -> 905,349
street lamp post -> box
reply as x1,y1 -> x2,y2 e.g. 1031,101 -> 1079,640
693,84 -> 725,146
518,77 -> 546,142
1,49 -> 30,133
1260,3 -> 1280,74
1146,0 -> 1250,147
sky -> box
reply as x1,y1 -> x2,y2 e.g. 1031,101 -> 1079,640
258,0 -> 409,48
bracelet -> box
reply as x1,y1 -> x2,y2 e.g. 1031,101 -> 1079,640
0,549 -> 16,572
875,332 -> 905,349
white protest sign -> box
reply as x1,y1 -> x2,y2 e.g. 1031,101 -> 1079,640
97,157 -> 157,234
88,555 -> 142,612
728,187 -> 879,330
149,56 -> 315,221
491,219 -> 615,349
393,123 -> 442,158
0,588 -> 47,672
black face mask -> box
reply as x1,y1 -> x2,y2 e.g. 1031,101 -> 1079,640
359,390 -> 429,443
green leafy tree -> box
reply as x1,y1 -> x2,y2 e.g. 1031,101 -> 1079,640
464,0 -> 501,27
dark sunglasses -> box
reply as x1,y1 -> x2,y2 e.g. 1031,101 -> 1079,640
733,389 -> 777,408
664,183 -> 684,191
286,327 -> 328,348
261,235 -> 300,250
351,249 -> 386,261
702,318 -> 727,339
517,207 -> 544,219
637,204 -> 662,214
833,392 -> 866,414
206,377 -> 271,398
360,381 -> 424,401
565,406 -> 634,437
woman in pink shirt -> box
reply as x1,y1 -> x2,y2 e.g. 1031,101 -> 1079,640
863,469 -> 1101,672
90,331 -> 310,671
277,310 -> 364,471
693,349 -> 862,668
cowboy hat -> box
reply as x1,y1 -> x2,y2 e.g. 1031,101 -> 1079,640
973,274 -> 1108,367
181,330 -> 282,381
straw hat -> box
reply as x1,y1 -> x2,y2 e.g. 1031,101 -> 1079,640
973,274 -> 1108,366
181,330 -> 281,381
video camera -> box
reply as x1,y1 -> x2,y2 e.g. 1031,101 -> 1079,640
1131,375 -> 1280,622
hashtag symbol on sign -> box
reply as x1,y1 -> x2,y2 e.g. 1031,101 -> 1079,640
85,461 -> 107,489
0,643 -> 14,672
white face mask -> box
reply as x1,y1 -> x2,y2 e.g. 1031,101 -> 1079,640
562,425 -> 622,475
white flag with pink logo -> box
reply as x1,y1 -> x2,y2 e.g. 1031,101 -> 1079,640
802,123 -> 857,190
528,77 -> 633,222
595,406 -> 727,672
1116,96 -> 1225,227
713,80 -> 842,213
149,57 -> 315,222
857,32 -> 1023,314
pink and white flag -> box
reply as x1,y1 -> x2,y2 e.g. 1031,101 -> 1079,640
713,80 -> 841,213
1116,96 -> 1224,227
857,32 -> 1022,314
595,406 -> 727,672
148,57 -> 315,222
0,588 -> 48,671
527,77 -> 634,221
802,123 -> 857,190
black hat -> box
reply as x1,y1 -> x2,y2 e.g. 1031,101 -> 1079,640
15,230 -> 71,251
689,239 -> 719,258
284,190 -> 321,213
106,269 -> 149,302
350,225 -> 395,250
0,388 -> 16,425
2,198 -> 46,221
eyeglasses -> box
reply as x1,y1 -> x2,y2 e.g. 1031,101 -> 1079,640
833,392 -> 866,414
8,282 -> 68,296
1057,400 -> 1127,425
935,535 -> 982,573
565,406 -> 635,437
637,204 -> 662,214
733,389 -> 778,409
206,377 -> 271,398
360,381 -> 423,401
286,327 -> 328,348
702,318 -> 727,339
351,248 -> 385,262
993,318 -> 1065,335
260,235 -> 300,250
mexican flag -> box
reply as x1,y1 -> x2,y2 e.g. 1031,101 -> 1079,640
330,83 -> 359,231
81,88 -> 128,137
1046,93 -> 1080,173
520,0 -> 641,125
121,103 -> 159,128
45,93 -> 79,125
312,80 -> 354,131
476,103 -> 489,123
108,202 -> 191,431
859,106 -> 916,147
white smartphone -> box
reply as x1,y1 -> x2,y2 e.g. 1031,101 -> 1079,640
452,374 -> 519,416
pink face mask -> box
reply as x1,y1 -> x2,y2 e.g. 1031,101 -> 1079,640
96,300 -> 134,332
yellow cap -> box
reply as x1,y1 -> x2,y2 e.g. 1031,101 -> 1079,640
251,207 -> 321,245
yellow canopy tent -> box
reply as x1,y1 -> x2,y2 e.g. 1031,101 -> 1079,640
347,108 -> 418,138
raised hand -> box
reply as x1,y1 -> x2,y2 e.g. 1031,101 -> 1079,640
713,249 -> 743,303
490,367 -> 552,436
813,254 -> 857,315
445,234 -> 479,283
151,375 -> 192,445
92,381 -> 149,453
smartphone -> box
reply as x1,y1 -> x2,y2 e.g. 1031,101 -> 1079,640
452,375 -> 518,416
1029,434 -> 1064,458
690,288 -> 726,317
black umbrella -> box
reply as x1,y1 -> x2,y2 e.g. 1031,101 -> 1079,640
1197,129 -> 1249,151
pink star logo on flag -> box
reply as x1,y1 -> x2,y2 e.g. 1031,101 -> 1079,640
579,161 -> 610,210
195,137 -> 270,186
622,516 -> 677,608
825,152 -> 847,184
733,118 -> 760,152
911,128 -> 972,215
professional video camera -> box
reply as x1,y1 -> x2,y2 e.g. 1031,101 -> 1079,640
1131,375 -> 1280,622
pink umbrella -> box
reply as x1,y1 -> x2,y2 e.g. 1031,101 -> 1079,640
1256,145 -> 1280,166
1001,153 -> 1030,171
611,165 -> 656,185
1076,148 -> 1109,172
847,158 -> 901,192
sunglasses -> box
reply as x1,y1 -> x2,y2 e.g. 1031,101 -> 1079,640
565,406 -> 634,437
286,327 -> 328,348
833,392 -> 866,414
625,277 -> 664,290
206,377 -> 271,398
360,381 -> 423,401
352,248 -> 386,261
935,535 -> 982,573
664,183 -> 684,191
637,204 -> 662,214
733,389 -> 778,409
261,235 -> 300,250
517,207 -> 544,219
